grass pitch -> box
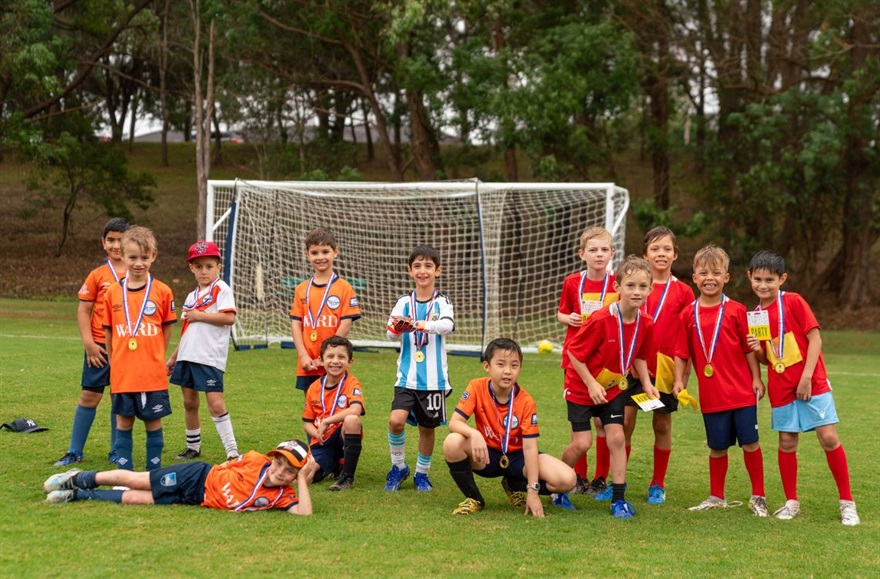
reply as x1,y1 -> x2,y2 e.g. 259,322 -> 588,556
0,298 -> 878,577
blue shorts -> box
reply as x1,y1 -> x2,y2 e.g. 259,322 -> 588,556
112,391 -> 173,420
81,346 -> 110,391
771,392 -> 839,433
170,361 -> 224,392
474,448 -> 528,480
310,428 -> 345,483
149,461 -> 212,505
703,406 -> 759,450
566,395 -> 626,432
296,375 -> 320,392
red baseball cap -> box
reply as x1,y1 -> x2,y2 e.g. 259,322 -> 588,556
186,241 -> 222,263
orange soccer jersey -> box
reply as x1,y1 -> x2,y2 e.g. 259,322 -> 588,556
102,277 -> 176,393
79,261 -> 125,343
289,276 -> 361,378
201,451 -> 299,511
454,377 -> 539,453
302,373 -> 365,444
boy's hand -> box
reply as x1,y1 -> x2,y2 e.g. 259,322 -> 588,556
524,492 -> 545,518
588,382 -> 608,405
388,316 -> 415,334
468,433 -> 490,465
643,383 -> 660,399
746,334 -> 762,353
753,377 -> 766,400
796,374 -> 812,401
165,358 -> 175,376
672,380 -> 685,397
567,312 -> 583,327
299,354 -> 320,372
85,342 -> 107,368
315,419 -> 328,442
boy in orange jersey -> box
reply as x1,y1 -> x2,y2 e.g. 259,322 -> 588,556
556,226 -> 618,496
622,227 -> 695,505
562,256 -> 658,519
302,336 -> 365,491
102,226 -> 177,471
44,440 -> 315,515
673,245 -> 768,516
745,250 -> 858,525
290,228 -> 361,397
443,338 -> 576,516
55,218 -> 131,467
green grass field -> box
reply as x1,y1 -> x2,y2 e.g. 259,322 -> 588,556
1,298 -> 878,577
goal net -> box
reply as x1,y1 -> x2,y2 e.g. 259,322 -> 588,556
206,180 -> 628,353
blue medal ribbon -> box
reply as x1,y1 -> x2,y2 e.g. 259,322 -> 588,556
649,276 -> 675,321
579,271 -> 609,315
409,290 -> 438,351
694,295 -> 727,367
122,274 -> 153,340
106,260 -> 121,283
489,381 -> 516,456
305,273 -> 338,332
615,303 -> 641,375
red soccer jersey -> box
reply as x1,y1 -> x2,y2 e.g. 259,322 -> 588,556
102,278 -> 176,394
454,377 -> 539,453
641,277 -> 694,392
564,306 -> 654,406
558,271 -> 618,370
757,292 -> 831,408
302,373 -> 365,445
289,275 -> 361,378
201,451 -> 299,511
78,261 -> 125,343
678,298 -> 756,413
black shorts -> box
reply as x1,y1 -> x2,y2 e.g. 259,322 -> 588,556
391,388 -> 448,429
310,428 -> 345,483
81,346 -> 110,391
149,461 -> 211,505
296,375 -> 320,392
567,394 -> 626,432
112,391 -> 172,420
474,448 -> 528,480
623,375 -> 678,413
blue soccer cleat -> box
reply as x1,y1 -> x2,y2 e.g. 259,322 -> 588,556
611,499 -> 637,519
43,469 -> 82,494
54,452 -> 83,467
647,484 -> 666,505
413,472 -> 433,492
384,464 -> 410,491
595,481 -> 625,501
551,492 -> 577,511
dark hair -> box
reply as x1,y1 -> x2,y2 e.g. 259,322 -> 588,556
408,245 -> 441,268
642,226 -> 679,258
321,335 -> 353,358
615,254 -> 652,282
748,250 -> 785,276
482,338 -> 522,363
305,228 -> 338,250
103,218 -> 131,238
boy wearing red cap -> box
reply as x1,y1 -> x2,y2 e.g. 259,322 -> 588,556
166,241 -> 239,461
43,440 -> 315,515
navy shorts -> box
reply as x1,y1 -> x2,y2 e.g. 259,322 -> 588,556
623,375 -> 678,413
149,461 -> 212,505
81,346 -> 110,391
566,394 -> 626,432
703,406 -> 759,450
296,375 -> 320,392
112,391 -> 173,420
474,448 -> 528,480
310,428 -> 345,483
391,388 -> 448,429
170,361 -> 224,392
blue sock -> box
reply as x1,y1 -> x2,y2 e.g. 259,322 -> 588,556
110,409 -> 118,451
69,405 -> 97,454
77,470 -> 99,489
115,429 -> 134,470
146,428 -> 164,471
77,489 -> 124,503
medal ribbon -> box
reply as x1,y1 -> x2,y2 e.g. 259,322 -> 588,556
183,278 -> 220,312
409,290 -> 439,350
579,271 -> 609,315
320,372 -> 346,418
305,273 -> 338,332
694,295 -> 727,366
489,381 -> 516,456
106,260 -> 121,283
649,276 -> 676,320
758,291 -> 785,360
122,274 -> 153,340
615,303 -> 641,375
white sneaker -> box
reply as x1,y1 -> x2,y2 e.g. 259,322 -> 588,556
749,495 -> 769,517
772,499 -> 800,520
46,490 -> 75,504
840,500 -> 860,526
688,496 -> 728,511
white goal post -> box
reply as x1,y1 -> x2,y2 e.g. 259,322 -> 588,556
205,179 -> 628,353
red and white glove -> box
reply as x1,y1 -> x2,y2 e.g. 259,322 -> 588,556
387,316 -> 416,334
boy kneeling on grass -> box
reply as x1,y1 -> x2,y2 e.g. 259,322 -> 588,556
43,440 -> 315,515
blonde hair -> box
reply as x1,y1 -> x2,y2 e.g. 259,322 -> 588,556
122,226 -> 158,255
579,226 -> 613,250
615,255 -> 652,282
693,244 -> 729,272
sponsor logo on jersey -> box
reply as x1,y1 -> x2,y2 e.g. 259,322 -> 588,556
152,404 -> 165,413
115,322 -> 160,337
160,473 -> 178,487
327,296 -> 341,309
144,300 -> 157,316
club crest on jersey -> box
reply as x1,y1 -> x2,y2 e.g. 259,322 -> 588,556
337,394 -> 348,408
327,296 -> 341,309
160,473 -> 178,487
254,497 -> 270,508
144,300 -> 157,316
502,415 -> 520,429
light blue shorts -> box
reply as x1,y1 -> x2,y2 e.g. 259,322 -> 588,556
771,391 -> 839,433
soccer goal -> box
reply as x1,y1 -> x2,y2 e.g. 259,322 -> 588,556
205,180 -> 628,353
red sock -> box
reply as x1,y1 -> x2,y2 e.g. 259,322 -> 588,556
743,448 -> 765,497
625,444 -> 632,461
778,450 -> 798,501
652,446 -> 671,488
575,454 -> 588,479
709,455 -> 728,498
594,436 -> 609,480
825,445 -> 853,501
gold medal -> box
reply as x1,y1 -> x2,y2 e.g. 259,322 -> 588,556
414,350 -> 425,363
774,362 -> 786,374
309,330 -> 318,342
128,338 -> 138,351
499,454 -> 510,469
703,364 -> 714,378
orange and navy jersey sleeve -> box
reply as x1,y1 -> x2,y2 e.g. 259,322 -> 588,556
201,451 -> 298,511
454,378 -> 538,452
80,263 -> 123,343
336,277 -> 361,322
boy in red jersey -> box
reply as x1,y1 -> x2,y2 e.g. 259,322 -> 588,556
442,338 -> 576,516
556,226 -> 618,496
302,336 -> 365,491
673,245 -> 768,516
55,218 -> 131,467
290,228 -> 361,397
562,255 -> 658,519
745,250 -> 859,525
622,227 -> 695,505
102,226 -> 177,471
43,440 -> 315,515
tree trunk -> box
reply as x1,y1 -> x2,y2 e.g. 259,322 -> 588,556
191,0 -> 214,240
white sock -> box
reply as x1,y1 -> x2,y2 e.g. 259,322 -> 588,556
213,413 -> 238,457
388,431 -> 406,468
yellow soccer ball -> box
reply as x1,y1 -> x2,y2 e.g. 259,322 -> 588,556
537,340 -> 554,354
